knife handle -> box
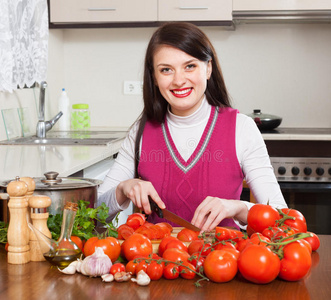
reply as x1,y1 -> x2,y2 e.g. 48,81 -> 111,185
148,196 -> 164,218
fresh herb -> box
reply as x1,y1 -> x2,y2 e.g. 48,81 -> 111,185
47,200 -> 118,241
0,221 -> 8,244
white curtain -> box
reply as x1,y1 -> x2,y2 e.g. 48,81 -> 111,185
0,0 -> 48,93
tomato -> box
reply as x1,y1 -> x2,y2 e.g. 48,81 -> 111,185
204,250 -> 238,283
146,261 -> 164,280
279,241 -> 312,281
117,224 -> 135,240
126,260 -> 139,275
155,222 -> 173,234
220,247 -> 240,260
179,261 -> 196,280
280,208 -> 307,233
177,228 -> 200,242
304,232 -> 320,251
110,263 -> 126,275
5,242 -> 8,252
136,259 -> 150,274
126,218 -> 141,230
163,263 -> 180,280
247,204 -> 280,233
127,213 -> 146,226
164,239 -> 188,253
228,229 -> 245,243
262,227 -> 286,241
189,252 -> 205,270
188,240 -> 211,257
158,236 -> 178,256
84,236 -> 121,262
121,233 -> 153,261
238,244 -> 280,284
298,239 -> 312,254
71,236 -> 84,251
213,241 -> 237,251
163,248 -> 190,263
215,227 -> 231,241
236,238 -> 250,252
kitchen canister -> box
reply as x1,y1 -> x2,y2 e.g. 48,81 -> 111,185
71,103 -> 90,131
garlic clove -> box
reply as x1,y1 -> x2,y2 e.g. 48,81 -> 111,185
101,274 -> 114,282
131,270 -> 151,286
58,260 -> 79,275
114,271 -> 132,282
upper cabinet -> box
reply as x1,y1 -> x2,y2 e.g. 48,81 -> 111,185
158,0 -> 232,22
49,0 -> 157,23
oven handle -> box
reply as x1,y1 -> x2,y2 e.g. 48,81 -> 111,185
279,182 -> 331,193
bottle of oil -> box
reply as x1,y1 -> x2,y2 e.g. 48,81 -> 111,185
30,202 -> 82,269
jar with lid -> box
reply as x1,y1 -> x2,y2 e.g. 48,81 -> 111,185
71,104 -> 90,131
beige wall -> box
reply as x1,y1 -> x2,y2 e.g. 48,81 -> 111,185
1,23 -> 331,140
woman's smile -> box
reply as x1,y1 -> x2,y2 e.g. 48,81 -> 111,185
171,87 -> 193,97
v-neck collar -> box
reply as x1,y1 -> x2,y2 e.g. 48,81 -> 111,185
162,106 -> 219,174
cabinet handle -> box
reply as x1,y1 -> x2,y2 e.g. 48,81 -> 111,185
87,8 -> 116,11
179,7 -> 208,10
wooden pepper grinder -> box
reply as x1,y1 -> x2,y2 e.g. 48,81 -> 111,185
20,177 -> 36,224
29,195 -> 52,261
7,176 -> 30,264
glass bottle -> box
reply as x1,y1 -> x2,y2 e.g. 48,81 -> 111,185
29,202 -> 82,269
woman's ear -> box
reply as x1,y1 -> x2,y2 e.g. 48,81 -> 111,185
207,60 -> 212,80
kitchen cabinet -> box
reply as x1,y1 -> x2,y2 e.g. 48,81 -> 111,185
158,0 -> 232,22
49,0 -> 157,23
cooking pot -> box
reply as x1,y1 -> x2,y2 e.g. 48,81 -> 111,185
0,171 -> 102,221
247,109 -> 282,131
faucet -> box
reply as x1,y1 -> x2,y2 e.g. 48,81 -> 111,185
36,81 -> 63,138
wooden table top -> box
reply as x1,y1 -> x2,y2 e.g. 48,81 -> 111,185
1,235 -> 331,300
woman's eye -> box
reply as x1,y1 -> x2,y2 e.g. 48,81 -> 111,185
160,67 -> 171,73
186,64 -> 196,70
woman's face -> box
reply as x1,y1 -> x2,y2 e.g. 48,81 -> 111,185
153,45 -> 212,116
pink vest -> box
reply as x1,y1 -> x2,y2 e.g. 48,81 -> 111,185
138,106 -> 243,228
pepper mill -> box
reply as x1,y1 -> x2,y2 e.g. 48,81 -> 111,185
7,176 -> 30,264
29,195 -> 52,261
20,177 -> 36,224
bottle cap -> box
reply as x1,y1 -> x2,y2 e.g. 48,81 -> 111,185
72,104 -> 89,109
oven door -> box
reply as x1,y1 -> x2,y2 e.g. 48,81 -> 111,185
279,182 -> 331,234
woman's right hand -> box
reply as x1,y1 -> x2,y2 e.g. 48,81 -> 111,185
116,179 -> 165,214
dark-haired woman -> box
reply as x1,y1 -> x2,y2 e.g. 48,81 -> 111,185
98,22 -> 287,232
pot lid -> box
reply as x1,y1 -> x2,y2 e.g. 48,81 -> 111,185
247,109 -> 282,121
0,171 -> 102,190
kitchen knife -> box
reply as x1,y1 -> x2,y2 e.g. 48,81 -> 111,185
148,197 -> 200,232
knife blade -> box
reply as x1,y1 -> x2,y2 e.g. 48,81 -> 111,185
148,197 -> 200,232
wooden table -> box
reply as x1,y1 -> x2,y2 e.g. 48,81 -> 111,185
1,236 -> 331,300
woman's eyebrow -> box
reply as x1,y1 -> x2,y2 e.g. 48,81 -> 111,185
156,59 -> 198,68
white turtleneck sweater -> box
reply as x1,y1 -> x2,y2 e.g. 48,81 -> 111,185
97,97 -> 287,223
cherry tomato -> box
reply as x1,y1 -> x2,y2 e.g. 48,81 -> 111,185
136,259 -> 150,274
238,244 -> 280,284
84,236 -> 121,262
162,248 -> 190,263
146,261 -> 164,280
126,260 -> 139,275
204,250 -> 238,283
228,229 -> 245,243
71,236 -> 84,251
121,233 -> 153,261
189,252 -> 205,270
110,263 -> 126,275
177,228 -> 200,242
236,238 -> 250,252
179,261 -> 196,280
164,239 -> 188,253
249,233 -> 272,247
262,227 -> 286,241
247,204 -> 280,233
215,227 -> 231,241
304,232 -> 320,251
117,224 -> 135,240
163,263 -> 180,280
158,236 -> 178,256
188,240 -> 211,257
280,208 -> 307,233
279,240 -> 312,281
213,241 -> 237,251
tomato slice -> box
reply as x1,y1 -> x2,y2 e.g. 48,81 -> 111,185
127,213 -> 146,226
126,218 -> 141,230
117,224 -> 135,240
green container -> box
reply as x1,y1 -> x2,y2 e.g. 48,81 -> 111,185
71,104 -> 90,130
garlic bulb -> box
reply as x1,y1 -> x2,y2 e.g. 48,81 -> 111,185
131,270 -> 151,286
80,247 -> 112,277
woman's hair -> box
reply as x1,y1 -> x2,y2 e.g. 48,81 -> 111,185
134,22 -> 232,177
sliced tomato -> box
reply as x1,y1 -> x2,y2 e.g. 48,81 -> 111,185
126,218 -> 141,230
127,213 -> 146,226
117,224 -> 135,240
155,222 -> 173,233
177,228 -> 200,242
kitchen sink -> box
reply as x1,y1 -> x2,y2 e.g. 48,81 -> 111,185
0,130 -> 125,146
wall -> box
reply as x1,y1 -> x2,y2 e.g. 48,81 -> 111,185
1,23 -> 331,141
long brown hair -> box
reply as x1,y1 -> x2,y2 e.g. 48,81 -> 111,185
135,22 -> 232,177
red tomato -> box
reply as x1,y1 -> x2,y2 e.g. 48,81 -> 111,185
228,229 -> 245,243
163,263 -> 180,280
110,263 -> 126,275
162,248 -> 190,263
215,227 -> 231,241
189,252 -> 205,270
249,233 -> 272,247
164,239 -> 188,253
279,241 -> 312,281
188,240 -> 211,257
136,260 -> 150,274
236,238 -> 250,252
204,250 -> 238,283
158,236 -> 178,256
280,208 -> 307,233
71,236 -> 83,251
220,247 -> 240,260
155,222 -> 173,234
126,260 -> 139,275
213,241 -> 237,251
127,213 -> 146,226
117,224 -> 135,240
179,261 -> 196,280
126,218 -> 141,230
247,204 -> 280,233
84,236 -> 121,262
238,244 -> 280,284
304,232 -> 320,251
262,227 -> 286,241
146,261 -> 164,280
177,228 -> 200,242
121,233 -> 153,261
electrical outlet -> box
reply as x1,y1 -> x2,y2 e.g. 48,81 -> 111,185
123,81 -> 143,95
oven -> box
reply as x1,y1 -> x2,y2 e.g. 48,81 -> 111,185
263,128 -> 331,235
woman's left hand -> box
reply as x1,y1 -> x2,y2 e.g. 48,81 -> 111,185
191,197 -> 248,232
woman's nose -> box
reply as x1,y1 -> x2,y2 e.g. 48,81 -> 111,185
172,70 -> 186,86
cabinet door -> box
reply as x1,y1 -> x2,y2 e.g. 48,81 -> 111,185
158,0 -> 232,22
50,0 -> 157,23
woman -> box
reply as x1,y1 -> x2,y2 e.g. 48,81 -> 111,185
98,22 -> 287,232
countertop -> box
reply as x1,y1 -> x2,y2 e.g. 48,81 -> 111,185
0,129 -> 127,181
0,235 -> 330,300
